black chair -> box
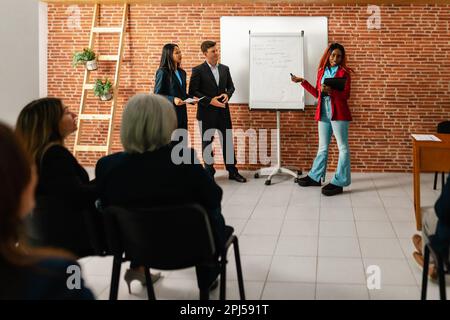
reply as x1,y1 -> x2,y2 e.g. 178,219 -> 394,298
103,203 -> 245,300
421,239 -> 449,300
433,121 -> 450,190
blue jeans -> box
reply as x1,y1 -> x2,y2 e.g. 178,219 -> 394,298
308,98 -> 351,187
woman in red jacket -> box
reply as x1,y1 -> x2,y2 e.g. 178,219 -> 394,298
291,43 -> 353,196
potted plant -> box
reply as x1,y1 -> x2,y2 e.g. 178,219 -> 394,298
72,48 -> 97,71
94,78 -> 113,101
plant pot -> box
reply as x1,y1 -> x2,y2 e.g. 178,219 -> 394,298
86,60 -> 98,71
100,92 -> 112,101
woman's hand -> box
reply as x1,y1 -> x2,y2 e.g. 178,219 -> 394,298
321,84 -> 332,95
291,75 -> 304,83
174,97 -> 185,106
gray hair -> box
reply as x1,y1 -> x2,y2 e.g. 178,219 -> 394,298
120,93 -> 177,153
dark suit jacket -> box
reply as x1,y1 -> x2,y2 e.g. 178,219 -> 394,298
189,62 -> 235,123
28,145 -> 98,257
154,67 -> 191,129
0,257 -> 94,300
95,145 -> 227,247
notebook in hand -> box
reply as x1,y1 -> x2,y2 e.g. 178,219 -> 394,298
323,77 -> 347,91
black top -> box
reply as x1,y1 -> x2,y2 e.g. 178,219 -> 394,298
28,144 -> 98,257
154,67 -> 191,130
189,62 -> 235,121
95,145 -> 227,246
0,257 -> 94,300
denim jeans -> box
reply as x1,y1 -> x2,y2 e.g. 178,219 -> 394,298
308,97 -> 351,187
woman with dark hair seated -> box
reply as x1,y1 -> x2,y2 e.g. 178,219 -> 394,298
96,93 -> 229,294
0,122 -> 94,299
15,98 -> 98,258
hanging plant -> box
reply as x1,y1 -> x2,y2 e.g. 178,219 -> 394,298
72,48 -> 97,71
93,78 -> 113,101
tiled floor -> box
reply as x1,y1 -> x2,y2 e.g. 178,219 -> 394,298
80,171 -> 450,300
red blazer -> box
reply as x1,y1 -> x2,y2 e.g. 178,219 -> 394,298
301,66 -> 352,121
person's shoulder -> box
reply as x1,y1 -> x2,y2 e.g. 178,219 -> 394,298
219,63 -> 230,70
41,144 -> 73,162
192,62 -> 206,71
97,152 -> 128,173
29,257 -> 95,300
156,67 -> 170,76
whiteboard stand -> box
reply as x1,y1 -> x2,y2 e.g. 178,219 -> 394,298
254,110 -> 302,185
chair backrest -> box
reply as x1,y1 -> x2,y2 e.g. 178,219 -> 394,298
437,121 -> 450,134
103,203 -> 216,270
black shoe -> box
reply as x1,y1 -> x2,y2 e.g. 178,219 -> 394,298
297,175 -> 321,187
321,183 -> 343,196
229,172 -> 247,183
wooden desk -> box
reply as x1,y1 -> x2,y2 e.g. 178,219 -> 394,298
413,133 -> 450,230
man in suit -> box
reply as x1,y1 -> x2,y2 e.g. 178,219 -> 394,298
189,40 -> 246,183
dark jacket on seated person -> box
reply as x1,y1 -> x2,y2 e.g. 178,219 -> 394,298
27,145 -> 98,258
95,145 -> 227,248
0,257 -> 94,300
431,175 -> 450,254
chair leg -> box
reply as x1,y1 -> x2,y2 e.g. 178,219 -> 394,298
109,256 -> 122,300
421,245 -> 430,300
219,254 -> 227,301
436,255 -> 447,300
144,268 -> 156,300
433,172 -> 438,190
200,288 -> 209,300
233,237 -> 246,300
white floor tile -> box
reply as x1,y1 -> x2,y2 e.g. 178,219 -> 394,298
275,236 -> 318,257
316,284 -> 369,300
381,196 -> 414,209
359,238 -> 405,258
320,206 -> 354,221
251,205 -> 287,219
285,205 -> 320,220
350,196 -> 384,208
262,282 -> 315,300
281,220 -> 319,237
242,219 -> 283,236
222,204 -> 255,219
363,258 -> 417,286
391,221 -> 418,238
239,235 -> 278,255
353,207 -> 389,221
385,207 -> 416,222
320,221 -> 357,237
227,255 -> 272,281
355,221 -> 396,238
267,256 -> 317,283
318,237 -> 361,258
369,285 -> 420,300
317,257 -> 366,284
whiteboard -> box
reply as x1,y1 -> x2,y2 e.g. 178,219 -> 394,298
249,32 -> 304,110
220,16 -> 328,106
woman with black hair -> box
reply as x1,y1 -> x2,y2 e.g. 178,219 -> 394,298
154,43 -> 196,131
291,43 -> 354,196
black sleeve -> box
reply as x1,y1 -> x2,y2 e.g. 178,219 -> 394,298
189,66 -> 212,107
225,66 -> 235,99
40,146 -> 97,205
435,175 -> 450,227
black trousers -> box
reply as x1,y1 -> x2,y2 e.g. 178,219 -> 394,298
200,113 -> 237,175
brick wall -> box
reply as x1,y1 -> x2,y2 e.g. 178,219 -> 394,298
47,3 -> 450,172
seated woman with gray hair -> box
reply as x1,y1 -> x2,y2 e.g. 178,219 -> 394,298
95,93 -> 228,294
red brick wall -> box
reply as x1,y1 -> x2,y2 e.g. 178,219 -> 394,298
47,3 -> 450,172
